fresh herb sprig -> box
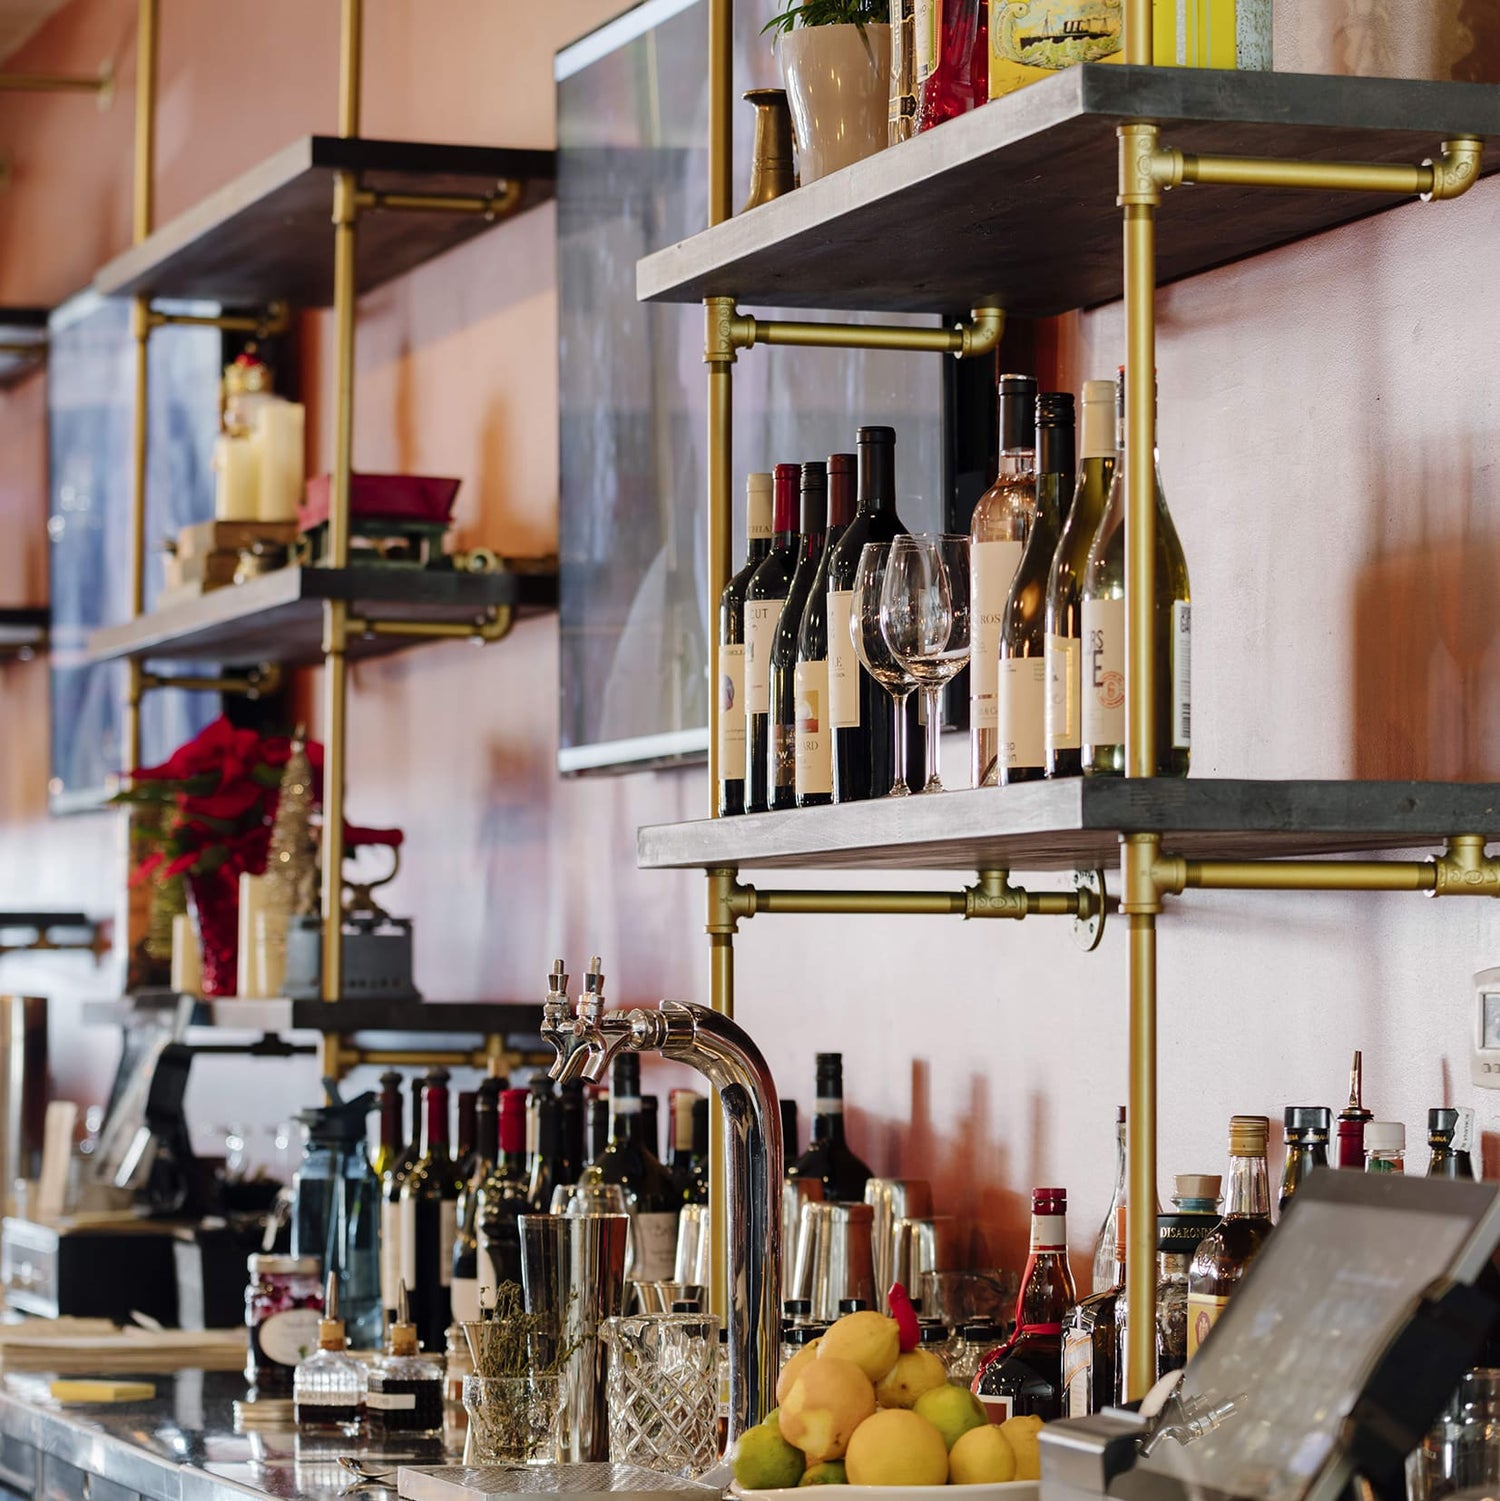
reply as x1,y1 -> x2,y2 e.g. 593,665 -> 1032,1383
762,0 -> 890,38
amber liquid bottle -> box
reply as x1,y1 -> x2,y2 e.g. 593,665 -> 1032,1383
1278,1105 -> 1330,1215
1186,1115 -> 1272,1358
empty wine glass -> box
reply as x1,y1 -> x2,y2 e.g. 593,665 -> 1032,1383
851,543 -> 923,797
879,534 -> 971,793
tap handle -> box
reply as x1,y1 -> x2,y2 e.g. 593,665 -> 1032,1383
579,955 -> 605,1020
547,958 -> 569,998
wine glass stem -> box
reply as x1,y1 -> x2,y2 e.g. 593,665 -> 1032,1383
890,689 -> 912,796
924,687 -> 943,792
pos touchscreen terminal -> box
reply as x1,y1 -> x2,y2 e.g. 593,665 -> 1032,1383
1041,1169 -> 1500,1501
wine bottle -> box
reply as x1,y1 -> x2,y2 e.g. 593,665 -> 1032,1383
1091,1106 -> 1127,1295
528,1082 -> 565,1210
719,474 -> 774,816
688,1094 -> 710,1206
399,1068 -> 462,1351
780,1098 -> 800,1176
914,0 -> 987,132
451,1076 -> 500,1325
642,1093 -> 660,1161
475,1088 -> 531,1307
828,427 -> 922,801
454,1089 -> 478,1181
794,453 -> 855,809
998,391 -> 1074,784
970,375 -> 1037,788
787,1053 -> 873,1201
1080,369 -> 1191,777
585,1086 -> 610,1165
745,464 -> 801,814
667,1089 -> 708,1206
1045,380 -> 1116,778
973,1187 -> 1077,1421
579,1052 -> 681,1282
380,1073 -> 422,1324
770,463 -> 828,811
1427,1108 -> 1476,1180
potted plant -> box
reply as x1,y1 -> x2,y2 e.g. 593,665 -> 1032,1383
767,0 -> 892,184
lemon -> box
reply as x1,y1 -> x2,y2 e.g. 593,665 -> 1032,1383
776,1337 -> 822,1406
999,1413 -> 1045,1480
913,1382 -> 989,1449
780,1356 -> 877,1463
874,1348 -> 949,1409
949,1423 -> 1017,1485
817,1310 -> 901,1384
844,1408 -> 949,1486
730,1422 -> 806,1490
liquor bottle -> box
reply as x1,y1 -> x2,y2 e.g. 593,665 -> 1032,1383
795,453 -> 856,809
999,391 -> 1074,783
476,1088 -> 532,1304
719,473 -> 774,817
1336,1050 -> 1373,1169
1154,1208 -> 1217,1378
1045,380 -> 1116,777
688,1094 -> 710,1206
914,0 -> 987,132
770,463 -> 828,810
667,1089 -> 708,1205
455,1089 -> 478,1181
1186,1116 -> 1272,1358
1364,1121 -> 1405,1173
745,464 -> 802,814
528,1083 -> 565,1210
558,1081 -> 585,1185
580,1050 -> 682,1282
1427,1108 -> 1476,1180
380,1074 -> 422,1325
1062,1204 -> 1125,1416
366,1284 -> 444,1437
372,1070 -> 404,1182
642,1094 -> 661,1160
1080,369 -> 1191,777
780,1098 -> 800,1175
973,1187 -> 1076,1421
946,1321 -> 1003,1386
1278,1106 -> 1331,1214
828,427 -> 923,801
787,1052 -> 873,1201
399,1068 -> 463,1352
451,1076 -> 501,1325
970,375 -> 1037,788
294,1272 -> 365,1433
586,1086 -> 610,1165
1091,1106 -> 1126,1294
1171,1175 -> 1221,1214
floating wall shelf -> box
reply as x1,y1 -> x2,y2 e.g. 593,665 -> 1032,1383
638,67 -> 1500,316
0,310 -> 48,389
638,779 -> 1500,874
94,136 -> 557,306
0,608 -> 47,658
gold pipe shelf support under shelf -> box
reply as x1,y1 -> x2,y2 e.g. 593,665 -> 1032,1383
353,181 -> 523,219
146,302 -> 290,337
321,1033 -> 546,1080
344,605 -> 514,644
138,663 -> 282,699
0,64 -> 112,101
706,299 -> 1005,363
1151,135 -> 1483,200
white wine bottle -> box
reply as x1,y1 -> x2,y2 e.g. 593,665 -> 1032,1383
1079,369 -> 1190,777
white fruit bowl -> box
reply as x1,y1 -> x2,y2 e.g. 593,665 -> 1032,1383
731,1484 -> 1040,1501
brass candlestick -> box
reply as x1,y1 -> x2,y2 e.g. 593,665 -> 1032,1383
742,88 -> 795,210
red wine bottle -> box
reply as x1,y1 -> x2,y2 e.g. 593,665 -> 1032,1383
718,473 -> 773,817
399,1068 -> 463,1351
770,463 -> 828,811
745,464 -> 801,814
787,1053 -> 872,1201
451,1076 -> 500,1325
475,1088 -> 531,1306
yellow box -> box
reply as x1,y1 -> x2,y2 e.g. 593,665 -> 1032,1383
50,1380 -> 157,1404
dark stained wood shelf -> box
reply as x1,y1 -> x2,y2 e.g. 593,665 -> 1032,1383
638,780 -> 1500,873
86,564 -> 557,667
94,136 -> 556,306
0,310 -> 48,389
637,67 -> 1500,316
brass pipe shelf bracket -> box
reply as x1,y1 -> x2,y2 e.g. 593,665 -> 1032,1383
0,342 -> 45,358
321,1033 -> 544,1081
344,604 -> 514,644
138,662 -> 283,699
716,868 -> 1107,950
1150,135 -> 1483,201
353,181 -> 523,220
707,298 -> 1005,362
0,62 -> 113,104
146,302 -> 291,337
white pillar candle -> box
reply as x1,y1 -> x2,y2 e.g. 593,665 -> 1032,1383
237,872 -> 266,998
254,399 -> 306,523
213,434 -> 259,521
170,912 -> 202,997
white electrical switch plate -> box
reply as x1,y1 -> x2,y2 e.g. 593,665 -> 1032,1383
1471,968 -> 1500,1088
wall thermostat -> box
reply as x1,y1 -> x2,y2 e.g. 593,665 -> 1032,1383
1472,967 -> 1500,1088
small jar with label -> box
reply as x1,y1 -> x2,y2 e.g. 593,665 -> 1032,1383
246,1254 -> 323,1397
294,1273 -> 365,1433
367,1284 -> 444,1437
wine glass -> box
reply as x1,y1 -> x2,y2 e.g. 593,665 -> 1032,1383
879,534 -> 971,794
851,543 -> 924,797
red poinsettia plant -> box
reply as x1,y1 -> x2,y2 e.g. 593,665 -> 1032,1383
115,715 -> 325,893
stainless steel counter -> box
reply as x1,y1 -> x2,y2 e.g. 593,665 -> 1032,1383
0,1371 -> 452,1501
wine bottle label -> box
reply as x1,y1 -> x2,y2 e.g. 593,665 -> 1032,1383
1046,632 -> 1080,752
827,590 -> 860,729
613,1097 -> 642,1114
748,504 -> 772,544
998,656 -> 1046,769
1062,1327 -> 1093,1418
970,541 -> 1024,732
399,1197 -> 417,1296
366,1391 -> 418,1411
1186,1291 -> 1229,1358
439,1200 -> 457,1288
794,659 -> 832,798
630,1210 -> 681,1282
745,600 -> 779,715
718,643 -> 746,772
813,1098 -> 843,1115
256,1308 -> 322,1368
452,1275 -> 480,1325
1080,597 -> 1125,749
1172,599 -> 1191,749
380,1198 -> 400,1310
1030,1215 -> 1067,1251
914,0 -> 939,81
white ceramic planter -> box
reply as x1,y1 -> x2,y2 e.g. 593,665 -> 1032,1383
778,22 -> 892,184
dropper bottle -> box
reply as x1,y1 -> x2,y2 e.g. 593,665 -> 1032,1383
366,1282 -> 444,1436
293,1272 -> 365,1433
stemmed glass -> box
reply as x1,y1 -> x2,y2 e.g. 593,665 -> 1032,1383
878,534 -> 971,794
851,543 -> 924,797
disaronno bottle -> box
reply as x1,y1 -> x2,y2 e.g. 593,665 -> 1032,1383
1185,1115 -> 1272,1358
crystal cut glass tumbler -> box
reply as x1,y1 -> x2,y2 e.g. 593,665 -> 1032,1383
461,1373 -> 562,1465
601,1312 -> 720,1477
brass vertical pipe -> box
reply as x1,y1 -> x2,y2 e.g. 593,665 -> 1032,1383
132,0 -> 157,244
337,0 -> 362,138
1125,907 -> 1158,1398
1124,0 -> 1151,64
707,0 -> 732,227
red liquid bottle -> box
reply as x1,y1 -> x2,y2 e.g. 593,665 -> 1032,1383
915,0 -> 988,133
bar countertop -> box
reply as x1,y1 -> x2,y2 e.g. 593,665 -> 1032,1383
0,1370 -> 452,1501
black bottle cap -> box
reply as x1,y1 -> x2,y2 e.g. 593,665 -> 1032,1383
815,1054 -> 843,1097
1037,391 -> 1075,425
1430,1107 -> 1460,1135
997,374 -> 1038,452
1284,1105 -> 1332,1134
670,1300 -> 701,1313
785,1324 -> 819,1347
961,1321 -> 999,1341
612,1052 -> 641,1095
856,425 -> 895,447
799,461 -> 828,533
837,1298 -> 871,1313
691,1095 -> 709,1155
918,1322 -> 949,1344
784,1298 -> 812,1316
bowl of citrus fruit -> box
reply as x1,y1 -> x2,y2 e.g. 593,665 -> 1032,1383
729,1301 -> 1044,1499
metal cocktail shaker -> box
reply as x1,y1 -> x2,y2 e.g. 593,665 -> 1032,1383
518,1213 -> 628,1462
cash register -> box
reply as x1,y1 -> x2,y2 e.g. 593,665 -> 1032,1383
1041,1169 -> 1500,1501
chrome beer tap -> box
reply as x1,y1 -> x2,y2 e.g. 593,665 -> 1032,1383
538,961 -> 782,1445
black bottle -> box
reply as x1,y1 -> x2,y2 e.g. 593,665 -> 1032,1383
745,464 -> 801,813
787,1053 -> 873,1201
770,462 -> 828,810
718,472 -> 774,816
